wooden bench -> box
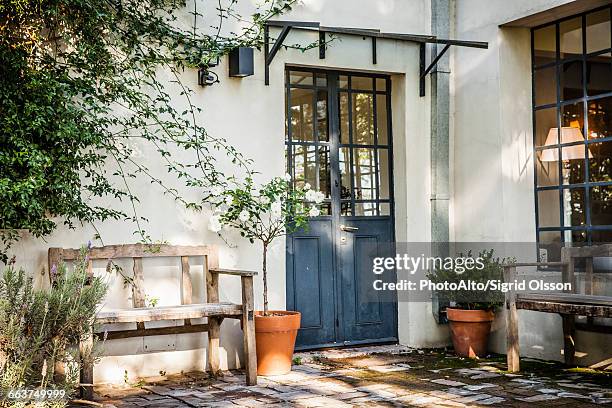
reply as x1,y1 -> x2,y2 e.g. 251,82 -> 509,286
48,244 -> 258,399
504,244 -> 612,372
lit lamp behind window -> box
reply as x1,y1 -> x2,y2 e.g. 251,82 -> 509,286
541,126 -> 592,244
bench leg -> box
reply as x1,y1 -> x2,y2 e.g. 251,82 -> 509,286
506,299 -> 520,372
562,314 -> 576,366
207,317 -> 221,376
241,276 -> 257,385
79,329 -> 94,400
504,265 -> 520,372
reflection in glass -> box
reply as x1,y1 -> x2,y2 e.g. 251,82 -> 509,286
534,24 -> 556,66
317,202 -> 331,216
292,145 -> 316,188
560,17 -> 582,59
534,66 -> 557,106
352,93 -> 374,144
315,73 -> 327,87
316,91 -> 328,141
560,60 -> 583,100
586,9 -> 611,53
535,107 -> 558,147
592,230 -> 612,243
588,96 -> 611,139
379,203 -> 391,216
376,78 -> 387,92
537,190 -> 561,227
590,185 -> 612,226
587,53 -> 612,96
561,145 -> 586,184
318,146 -> 331,198
536,149 -> 560,187
290,88 -> 314,141
376,94 -> 388,145
351,76 -> 373,91
589,142 -> 612,182
538,231 -> 562,262
339,147 -> 351,200
338,75 -> 349,89
340,201 -> 352,216
378,149 -> 390,199
561,101 -> 584,130
353,148 -> 376,200
570,230 -> 588,243
340,92 -> 349,144
289,71 -> 313,86
563,188 -> 586,227
355,202 -> 377,216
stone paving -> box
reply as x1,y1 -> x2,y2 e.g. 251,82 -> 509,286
87,345 -> 612,407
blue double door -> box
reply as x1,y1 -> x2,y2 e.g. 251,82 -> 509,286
285,68 -> 398,349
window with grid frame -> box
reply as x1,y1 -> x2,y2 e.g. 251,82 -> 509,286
533,6 -> 612,259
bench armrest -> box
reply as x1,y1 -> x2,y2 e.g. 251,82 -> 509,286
503,261 -> 567,268
209,268 -> 258,277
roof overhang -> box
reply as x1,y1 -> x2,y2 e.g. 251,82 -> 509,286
264,20 -> 488,96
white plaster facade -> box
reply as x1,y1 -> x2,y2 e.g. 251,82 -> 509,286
8,0 -> 611,383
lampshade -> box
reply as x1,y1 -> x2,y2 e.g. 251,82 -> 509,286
540,127 -> 593,162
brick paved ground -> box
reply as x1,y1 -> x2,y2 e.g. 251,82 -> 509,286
86,345 -> 612,407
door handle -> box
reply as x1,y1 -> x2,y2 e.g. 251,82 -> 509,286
340,225 -> 359,232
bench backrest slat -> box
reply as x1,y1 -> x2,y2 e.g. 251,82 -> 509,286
49,244 -> 215,261
47,244 -> 220,310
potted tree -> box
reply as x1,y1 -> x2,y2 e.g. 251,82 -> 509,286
428,250 -> 507,358
208,174 -> 323,375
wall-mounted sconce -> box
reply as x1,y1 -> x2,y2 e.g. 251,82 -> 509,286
198,67 -> 219,86
229,47 -> 254,78
198,55 -> 220,87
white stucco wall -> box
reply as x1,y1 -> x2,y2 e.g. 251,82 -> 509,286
8,0 -> 610,383
8,0 -> 436,383
453,0 -> 611,365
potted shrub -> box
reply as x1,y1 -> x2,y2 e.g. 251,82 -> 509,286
208,175 -> 323,375
427,250 -> 507,358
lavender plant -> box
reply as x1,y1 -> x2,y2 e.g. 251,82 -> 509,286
0,248 -> 106,406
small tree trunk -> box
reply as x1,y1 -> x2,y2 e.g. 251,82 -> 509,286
262,241 -> 269,315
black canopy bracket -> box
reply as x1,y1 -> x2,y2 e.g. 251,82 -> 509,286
319,31 -> 326,59
263,20 -> 488,88
419,43 -> 450,96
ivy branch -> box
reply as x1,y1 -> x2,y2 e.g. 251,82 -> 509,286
0,0 -> 299,261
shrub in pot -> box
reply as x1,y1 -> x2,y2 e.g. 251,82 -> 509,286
427,250 -> 507,358
208,175 -> 323,375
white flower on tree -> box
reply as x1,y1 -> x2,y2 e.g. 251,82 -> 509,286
208,175 -> 323,315
305,190 -> 325,204
271,200 -> 282,218
208,215 -> 222,232
210,185 -> 223,196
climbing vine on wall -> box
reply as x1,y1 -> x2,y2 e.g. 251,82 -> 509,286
0,0 -> 297,261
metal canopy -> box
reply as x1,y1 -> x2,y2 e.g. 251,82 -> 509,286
264,20 -> 488,96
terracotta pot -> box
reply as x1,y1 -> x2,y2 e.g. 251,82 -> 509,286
446,308 -> 494,358
255,311 -> 301,375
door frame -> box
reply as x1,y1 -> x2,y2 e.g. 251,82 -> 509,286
285,66 -> 398,349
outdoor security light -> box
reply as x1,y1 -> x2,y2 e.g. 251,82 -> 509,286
198,55 -> 220,87
229,47 -> 254,77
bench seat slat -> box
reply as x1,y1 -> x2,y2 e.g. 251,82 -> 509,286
97,303 -> 243,324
